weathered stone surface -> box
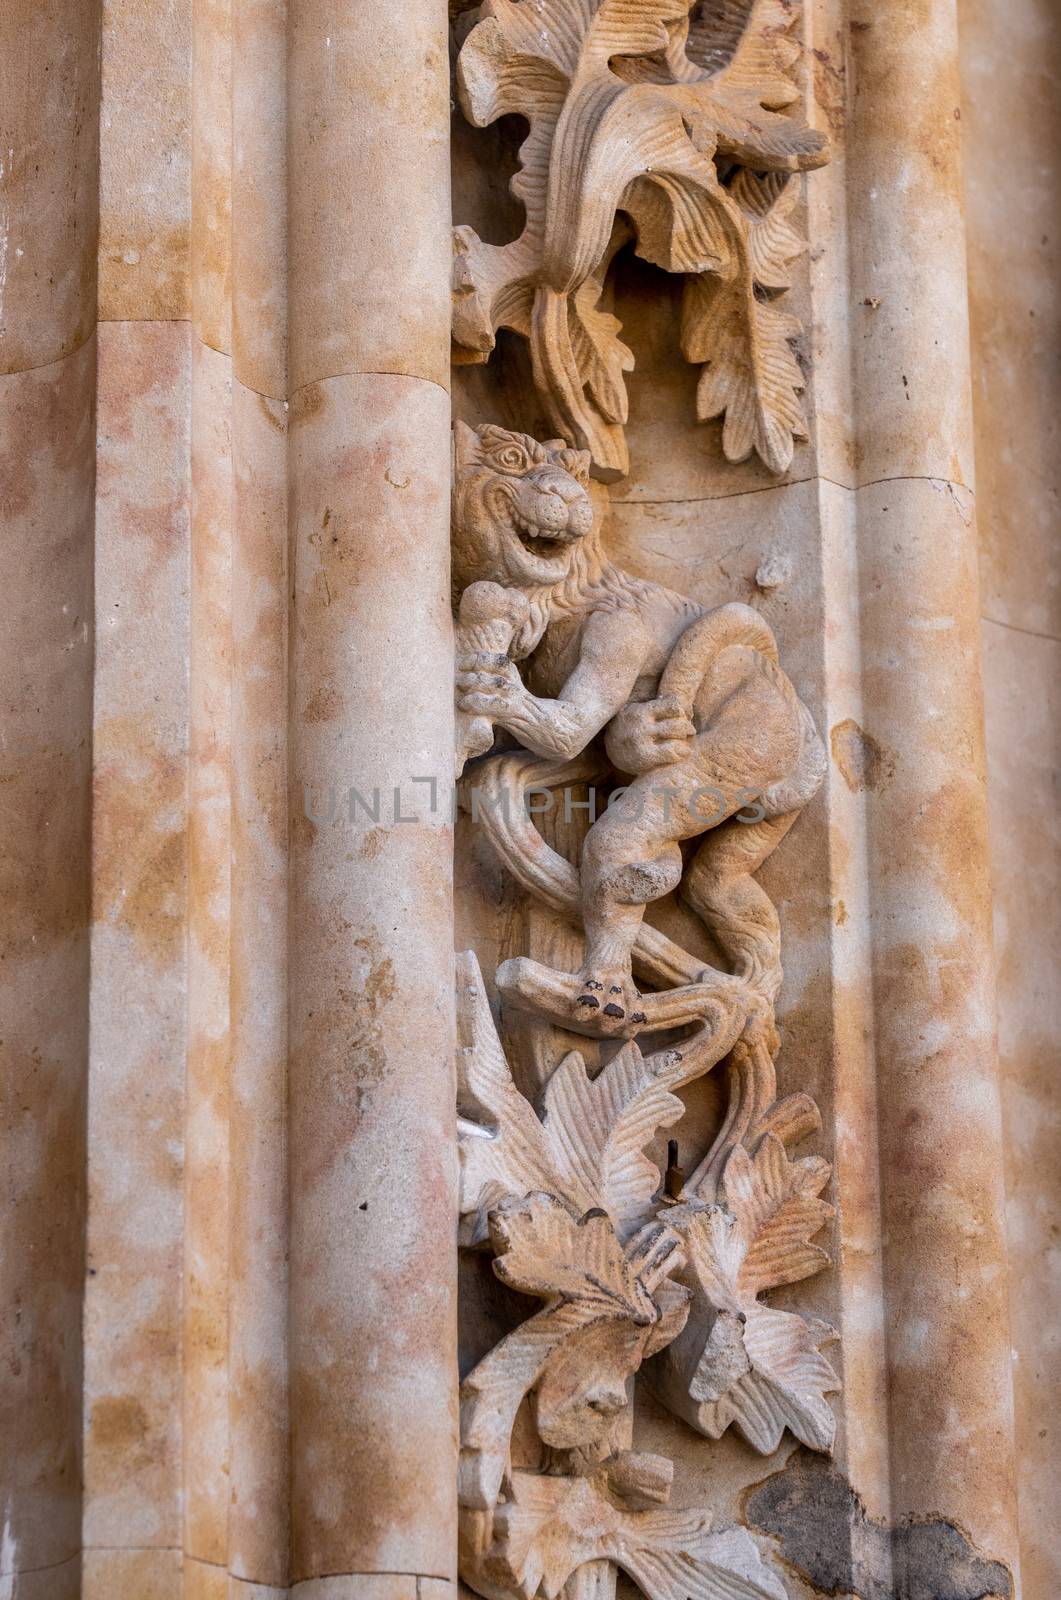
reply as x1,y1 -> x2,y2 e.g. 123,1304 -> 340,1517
98,0 -> 192,321
962,6 -> 1061,1588
287,0 -> 452,391
85,319 -> 190,1557
0,342 -> 96,1586
0,0 -> 1057,1594
288,371 -> 458,1583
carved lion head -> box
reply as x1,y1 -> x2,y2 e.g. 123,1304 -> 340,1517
452,421 -> 595,598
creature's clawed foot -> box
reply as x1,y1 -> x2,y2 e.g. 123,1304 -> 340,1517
573,967 -> 645,1032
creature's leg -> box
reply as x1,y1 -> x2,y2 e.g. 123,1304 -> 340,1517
681,810 -> 800,1015
681,694 -> 827,1011
573,678 -> 797,1022
574,812 -> 684,1021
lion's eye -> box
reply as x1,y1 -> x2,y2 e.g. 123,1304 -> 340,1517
492,445 -> 530,472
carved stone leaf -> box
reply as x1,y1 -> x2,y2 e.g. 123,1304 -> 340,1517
694,1305 -> 839,1454
538,1041 -> 688,1239
721,1137 -> 832,1297
457,950 -> 560,1245
459,1196 -> 689,1508
568,273 -> 634,425
693,0 -> 803,110
461,1462 -> 788,1600
458,950 -> 704,1242
683,273 -> 807,474
654,1135 -> 839,1454
730,170 -> 805,291
491,1191 -> 665,1316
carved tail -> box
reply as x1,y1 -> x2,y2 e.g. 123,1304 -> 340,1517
658,602 -> 780,712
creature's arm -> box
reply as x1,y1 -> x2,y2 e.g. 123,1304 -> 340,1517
457,609 -> 648,760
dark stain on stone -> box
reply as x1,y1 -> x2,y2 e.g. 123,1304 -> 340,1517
830,717 -> 895,793
745,1452 -> 1012,1600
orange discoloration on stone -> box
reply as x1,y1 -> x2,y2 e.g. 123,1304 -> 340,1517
93,715 -> 187,967
845,2 -> 976,487
98,0 -> 191,320
288,372 -> 457,1579
0,0 -> 101,374
83,1547 -> 182,1600
303,680 -> 343,724
228,374 -> 290,1584
85,321 -> 190,1559
288,0 -> 451,391
190,0 -> 233,356
961,29 -> 1061,1587
88,1392 -> 150,1453
232,0 -> 288,397
0,339 -> 96,1577
979,611 -> 1061,1591
182,339 -> 234,1570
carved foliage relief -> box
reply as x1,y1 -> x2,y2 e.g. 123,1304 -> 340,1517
452,0 -> 828,477
451,5 -> 831,1598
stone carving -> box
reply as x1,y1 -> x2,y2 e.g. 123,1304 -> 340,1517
461,1460 -> 790,1600
452,0 -> 828,477
453,423 -> 838,1600
453,420 -> 825,1029
653,1135 -> 839,1453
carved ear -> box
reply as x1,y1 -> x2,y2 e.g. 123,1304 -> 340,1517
554,446 -> 592,486
453,419 -> 481,474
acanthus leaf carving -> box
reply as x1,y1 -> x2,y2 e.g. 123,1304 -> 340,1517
459,1193 -> 689,1508
453,0 -> 828,477
653,1135 -> 840,1454
461,1457 -> 788,1600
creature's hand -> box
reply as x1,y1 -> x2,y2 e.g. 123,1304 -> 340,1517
605,694 -> 696,774
456,652 -> 527,721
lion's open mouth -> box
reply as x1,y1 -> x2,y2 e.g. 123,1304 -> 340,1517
512,508 -> 575,560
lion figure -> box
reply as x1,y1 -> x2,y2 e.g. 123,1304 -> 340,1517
453,420 -> 826,1024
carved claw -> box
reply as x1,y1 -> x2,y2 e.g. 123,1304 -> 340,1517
572,968 -> 641,1033
497,958 -> 749,1044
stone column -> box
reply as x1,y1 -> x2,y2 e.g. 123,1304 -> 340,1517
961,0 -> 1061,1589
228,0 -> 291,1585
848,0 -> 1021,1577
287,3 -> 459,1594
0,3 -> 99,1596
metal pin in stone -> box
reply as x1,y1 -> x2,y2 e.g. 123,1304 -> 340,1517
665,1139 -> 684,1200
